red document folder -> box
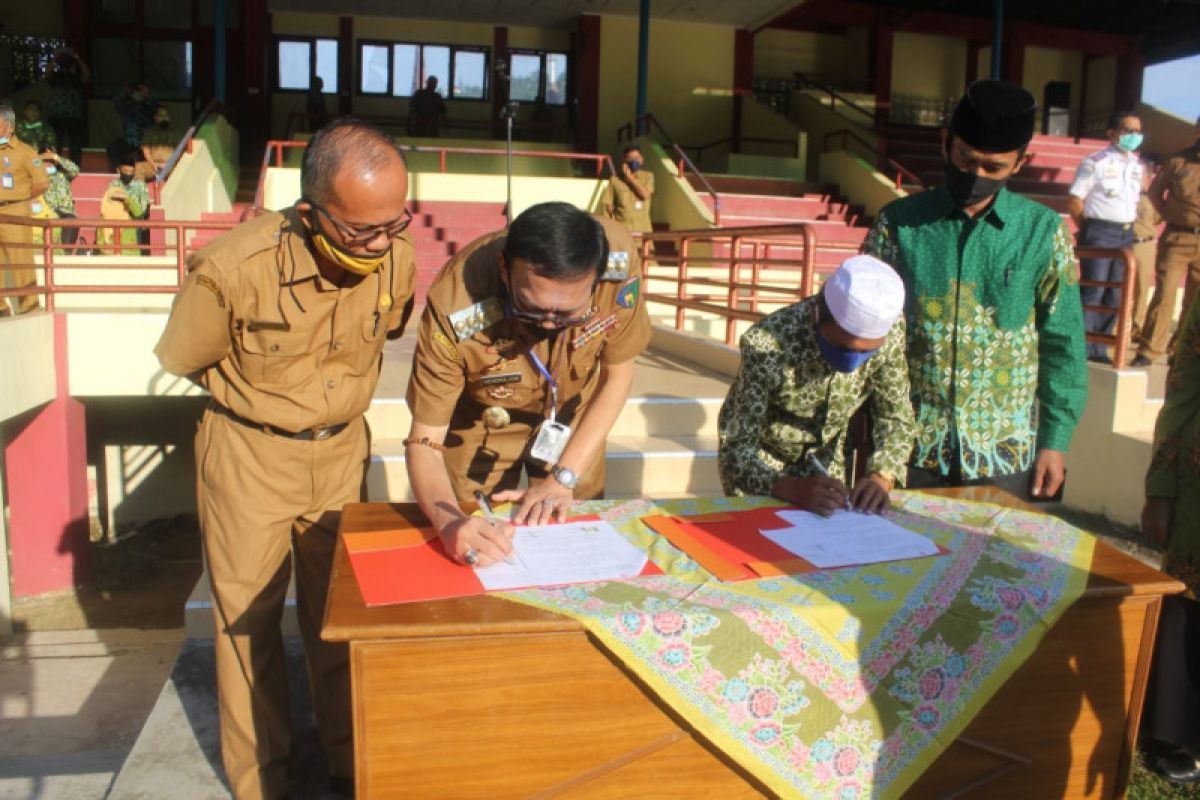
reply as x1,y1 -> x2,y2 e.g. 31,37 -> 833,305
345,516 -> 662,607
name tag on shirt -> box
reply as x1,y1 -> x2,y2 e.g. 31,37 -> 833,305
1,174 -> 12,190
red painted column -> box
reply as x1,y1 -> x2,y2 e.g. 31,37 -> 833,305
732,29 -> 754,151
5,314 -> 91,597
577,14 -> 601,154
871,13 -> 894,127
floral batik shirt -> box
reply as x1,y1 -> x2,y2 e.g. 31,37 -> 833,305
863,185 -> 1087,479
42,156 -> 79,216
718,296 -> 916,495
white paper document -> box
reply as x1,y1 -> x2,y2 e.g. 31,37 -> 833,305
474,519 -> 648,591
761,509 -> 940,569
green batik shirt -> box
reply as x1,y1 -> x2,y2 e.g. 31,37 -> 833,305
107,177 -> 150,218
718,296 -> 916,496
863,185 -> 1087,479
1145,291 -> 1200,558
42,156 -> 79,216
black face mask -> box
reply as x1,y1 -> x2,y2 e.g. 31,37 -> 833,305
944,159 -> 1009,208
120,173 -> 134,185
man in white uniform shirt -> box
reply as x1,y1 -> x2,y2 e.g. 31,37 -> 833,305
1067,110 -> 1145,363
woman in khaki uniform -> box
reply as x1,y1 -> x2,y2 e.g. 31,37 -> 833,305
405,202 -> 651,568
155,121 -> 415,800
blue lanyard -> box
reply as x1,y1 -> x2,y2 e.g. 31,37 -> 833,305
526,348 -> 558,421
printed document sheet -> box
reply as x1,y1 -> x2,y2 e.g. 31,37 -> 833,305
760,509 -> 939,568
475,519 -> 649,590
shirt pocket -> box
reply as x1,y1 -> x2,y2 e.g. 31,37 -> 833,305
236,326 -> 311,386
351,311 -> 399,375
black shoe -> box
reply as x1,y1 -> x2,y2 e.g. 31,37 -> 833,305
1087,353 -> 1111,365
1129,355 -> 1153,367
328,776 -> 355,798
1156,749 -> 1200,784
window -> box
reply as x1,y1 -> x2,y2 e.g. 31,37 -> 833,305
275,37 -> 337,93
357,41 -> 488,100
507,50 -> 569,105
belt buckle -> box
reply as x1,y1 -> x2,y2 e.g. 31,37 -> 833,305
312,425 -> 332,441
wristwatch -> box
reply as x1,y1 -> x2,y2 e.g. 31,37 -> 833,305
551,465 -> 579,490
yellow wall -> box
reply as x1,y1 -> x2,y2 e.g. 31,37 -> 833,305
892,33 -> 967,99
1085,56 -> 1118,128
789,90 -> 878,178
1139,101 -> 1199,158
1022,46 -> 1084,123
0,315 -> 56,422
596,14 -> 734,159
754,29 -> 846,83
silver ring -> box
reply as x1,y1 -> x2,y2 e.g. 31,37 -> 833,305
543,498 -> 555,505
464,548 -> 479,566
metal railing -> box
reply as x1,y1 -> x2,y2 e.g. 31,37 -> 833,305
0,215 -> 238,311
1078,246 -> 1138,368
687,135 -> 801,163
793,72 -> 878,124
824,129 -> 925,191
616,112 -> 723,226
251,139 -> 617,214
150,99 -> 234,205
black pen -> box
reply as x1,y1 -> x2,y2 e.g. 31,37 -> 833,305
473,490 -> 516,565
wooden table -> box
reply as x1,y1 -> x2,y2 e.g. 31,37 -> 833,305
323,489 -> 1185,799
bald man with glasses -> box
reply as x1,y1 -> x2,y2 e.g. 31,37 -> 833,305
155,119 -> 415,800
404,201 -> 651,567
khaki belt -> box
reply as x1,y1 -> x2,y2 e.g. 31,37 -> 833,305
211,403 -> 349,441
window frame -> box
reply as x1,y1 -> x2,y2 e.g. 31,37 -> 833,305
506,48 -> 570,106
355,39 -> 490,102
272,35 -> 339,94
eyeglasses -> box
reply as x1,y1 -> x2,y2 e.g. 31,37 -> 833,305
502,264 -> 598,328
308,201 -> 413,248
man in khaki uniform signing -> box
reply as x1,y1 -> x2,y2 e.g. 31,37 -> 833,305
405,202 -> 651,566
155,120 -> 416,800
1133,116 -> 1200,365
0,103 -> 50,315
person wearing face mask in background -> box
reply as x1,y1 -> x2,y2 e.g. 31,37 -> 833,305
718,256 -> 914,516
0,103 -> 51,315
605,145 -> 655,238
138,106 -> 177,180
97,154 -> 150,256
1133,115 -> 1200,367
15,100 -> 57,153
154,119 -> 415,800
1066,111 -> 1145,364
109,83 -> 154,169
403,202 -> 651,567
864,80 -> 1087,499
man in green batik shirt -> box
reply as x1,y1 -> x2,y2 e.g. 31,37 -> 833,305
863,80 -> 1087,499
719,255 -> 915,515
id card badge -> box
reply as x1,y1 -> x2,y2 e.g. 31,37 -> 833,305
1,174 -> 12,190
530,420 -> 572,464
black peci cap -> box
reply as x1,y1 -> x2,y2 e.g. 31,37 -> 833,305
950,80 -> 1037,153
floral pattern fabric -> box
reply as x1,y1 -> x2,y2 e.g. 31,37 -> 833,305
503,493 -> 1095,799
863,186 -> 1088,479
718,296 -> 915,495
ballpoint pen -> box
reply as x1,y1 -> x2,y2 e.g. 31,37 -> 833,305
473,490 -> 516,565
806,452 -> 852,512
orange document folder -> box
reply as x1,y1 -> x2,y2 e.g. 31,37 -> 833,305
345,516 -> 662,607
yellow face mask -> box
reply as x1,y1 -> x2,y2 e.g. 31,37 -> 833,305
310,231 -> 391,275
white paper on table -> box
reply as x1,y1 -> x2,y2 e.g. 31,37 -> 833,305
474,519 -> 648,590
760,509 -> 940,569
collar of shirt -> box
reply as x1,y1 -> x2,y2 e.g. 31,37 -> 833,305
278,208 -> 329,289
933,183 -> 1012,230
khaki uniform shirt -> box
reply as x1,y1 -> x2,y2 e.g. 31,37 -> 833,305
606,171 -> 655,233
0,138 -> 48,214
407,217 -> 652,497
155,209 -> 416,432
1152,144 -> 1200,229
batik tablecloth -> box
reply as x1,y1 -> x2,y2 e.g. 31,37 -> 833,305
502,492 -> 1095,800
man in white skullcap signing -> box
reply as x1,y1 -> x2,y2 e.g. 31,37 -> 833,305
718,255 -> 915,515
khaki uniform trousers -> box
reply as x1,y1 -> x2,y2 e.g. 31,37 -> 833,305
196,408 -> 362,800
1131,238 -> 1157,339
1139,230 -> 1200,361
0,217 -> 39,314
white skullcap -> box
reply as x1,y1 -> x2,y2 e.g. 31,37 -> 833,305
823,255 -> 905,339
